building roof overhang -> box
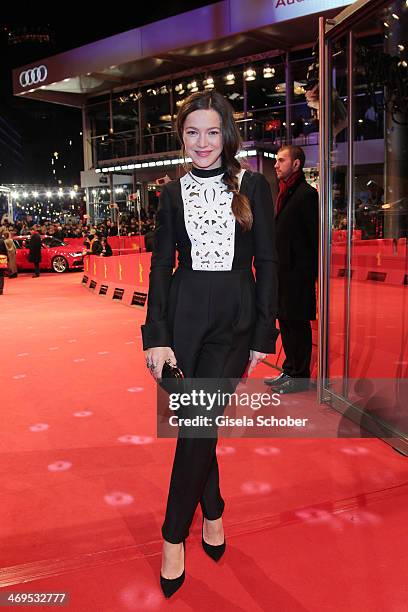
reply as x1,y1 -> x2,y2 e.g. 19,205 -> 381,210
12,0 -> 352,107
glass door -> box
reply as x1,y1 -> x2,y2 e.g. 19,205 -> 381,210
319,0 -> 408,453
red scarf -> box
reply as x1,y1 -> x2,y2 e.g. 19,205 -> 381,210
275,170 -> 304,215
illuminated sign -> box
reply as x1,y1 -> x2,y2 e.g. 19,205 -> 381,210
19,65 -> 48,88
230,0 -> 351,32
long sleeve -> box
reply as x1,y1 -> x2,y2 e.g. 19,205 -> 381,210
141,186 -> 176,349
250,174 -> 279,354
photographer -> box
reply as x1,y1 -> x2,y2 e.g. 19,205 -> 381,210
303,44 -> 348,138
305,84 -> 348,137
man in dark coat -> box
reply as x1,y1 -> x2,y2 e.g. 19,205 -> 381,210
28,228 -> 42,277
265,145 -> 318,393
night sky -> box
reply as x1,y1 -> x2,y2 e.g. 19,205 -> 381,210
0,2 -> 219,186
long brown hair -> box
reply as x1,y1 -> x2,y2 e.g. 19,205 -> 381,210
176,90 -> 253,231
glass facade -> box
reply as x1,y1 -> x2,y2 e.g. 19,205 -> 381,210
85,42 -> 388,172
85,51 -> 322,168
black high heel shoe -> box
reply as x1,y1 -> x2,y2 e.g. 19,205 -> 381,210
160,541 -> 185,598
201,517 -> 226,562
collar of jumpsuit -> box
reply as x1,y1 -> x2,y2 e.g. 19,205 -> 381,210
190,165 -> 226,178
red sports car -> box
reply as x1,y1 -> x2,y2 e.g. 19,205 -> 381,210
13,236 -> 84,273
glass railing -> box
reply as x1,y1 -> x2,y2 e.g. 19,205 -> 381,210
90,112 -> 385,166
90,118 -> 284,165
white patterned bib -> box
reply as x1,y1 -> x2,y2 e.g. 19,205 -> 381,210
180,170 -> 245,271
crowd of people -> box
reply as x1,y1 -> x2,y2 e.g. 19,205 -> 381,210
0,213 -> 157,288
0,214 -> 156,242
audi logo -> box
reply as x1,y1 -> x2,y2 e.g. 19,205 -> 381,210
19,65 -> 48,88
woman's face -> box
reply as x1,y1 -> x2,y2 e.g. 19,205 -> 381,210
183,109 -> 223,170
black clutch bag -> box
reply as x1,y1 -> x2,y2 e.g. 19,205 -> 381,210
159,360 -> 184,396
161,360 -> 184,380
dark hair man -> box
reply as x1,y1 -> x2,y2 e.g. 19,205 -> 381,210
265,145 -> 319,393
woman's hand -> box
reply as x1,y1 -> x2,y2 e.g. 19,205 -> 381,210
144,346 -> 177,380
247,349 -> 268,377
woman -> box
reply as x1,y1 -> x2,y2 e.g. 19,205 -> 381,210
141,90 -> 278,597
4,232 -> 18,278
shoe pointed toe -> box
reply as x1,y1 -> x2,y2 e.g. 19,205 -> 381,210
201,537 -> 226,561
160,570 -> 185,598
160,540 -> 185,598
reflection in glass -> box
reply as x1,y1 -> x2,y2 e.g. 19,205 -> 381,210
327,36 -> 349,392
324,0 -> 408,446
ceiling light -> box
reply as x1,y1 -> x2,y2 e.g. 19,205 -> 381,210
203,77 -> 214,89
263,65 -> 275,78
244,67 -> 256,81
187,80 -> 199,92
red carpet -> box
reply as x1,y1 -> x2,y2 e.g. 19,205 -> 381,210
1,272 -> 407,610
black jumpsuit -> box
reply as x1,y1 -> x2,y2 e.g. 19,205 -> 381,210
141,165 -> 279,543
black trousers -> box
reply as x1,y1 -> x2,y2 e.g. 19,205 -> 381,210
0,270 -> 4,294
33,262 -> 40,276
278,318 -> 312,379
161,268 -> 255,543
